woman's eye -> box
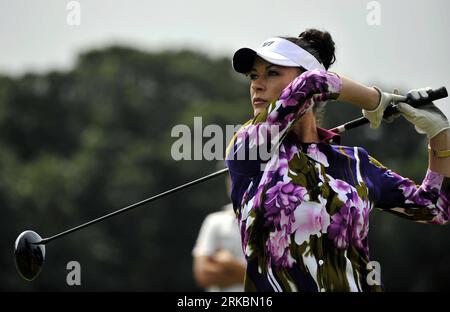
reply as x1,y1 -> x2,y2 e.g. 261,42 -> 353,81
268,70 -> 279,77
248,74 -> 258,80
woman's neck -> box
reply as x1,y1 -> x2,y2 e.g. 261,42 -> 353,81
291,111 -> 320,143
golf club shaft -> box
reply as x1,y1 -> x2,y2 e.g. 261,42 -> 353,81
39,168 -> 229,244
37,86 -> 448,245
330,86 -> 448,133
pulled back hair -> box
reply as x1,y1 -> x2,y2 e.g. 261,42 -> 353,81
283,28 -> 336,70
283,29 -> 337,125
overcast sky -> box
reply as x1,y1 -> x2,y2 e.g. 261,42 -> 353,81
0,0 -> 449,115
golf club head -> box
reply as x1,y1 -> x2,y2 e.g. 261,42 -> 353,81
14,230 -> 45,281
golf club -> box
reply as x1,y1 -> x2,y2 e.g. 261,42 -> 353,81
14,86 -> 448,281
330,86 -> 448,133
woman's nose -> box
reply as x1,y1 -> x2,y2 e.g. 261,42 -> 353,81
251,77 -> 266,92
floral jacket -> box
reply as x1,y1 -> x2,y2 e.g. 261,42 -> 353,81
225,70 -> 450,292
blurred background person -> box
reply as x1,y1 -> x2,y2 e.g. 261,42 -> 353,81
192,174 -> 246,292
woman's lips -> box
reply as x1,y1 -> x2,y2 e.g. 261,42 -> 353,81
252,98 -> 267,106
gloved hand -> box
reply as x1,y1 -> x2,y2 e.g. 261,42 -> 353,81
384,89 -> 402,123
396,88 -> 450,139
362,86 -> 406,129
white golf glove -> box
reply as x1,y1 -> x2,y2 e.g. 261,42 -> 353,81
362,86 -> 406,129
396,88 -> 450,139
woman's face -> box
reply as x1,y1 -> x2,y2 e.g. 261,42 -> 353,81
248,56 -> 301,116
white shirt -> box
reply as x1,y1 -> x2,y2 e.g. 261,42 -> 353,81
192,203 -> 245,292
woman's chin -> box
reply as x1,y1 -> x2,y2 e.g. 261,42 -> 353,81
253,108 -> 264,116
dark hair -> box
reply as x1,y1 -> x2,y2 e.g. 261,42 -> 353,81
283,29 -> 336,125
283,28 -> 336,70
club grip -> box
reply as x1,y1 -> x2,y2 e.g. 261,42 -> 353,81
331,86 -> 448,134
384,86 -> 448,117
408,86 -> 448,106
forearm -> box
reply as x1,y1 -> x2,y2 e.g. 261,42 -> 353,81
194,256 -> 245,288
429,129 -> 450,177
198,266 -> 244,287
208,258 -> 245,286
222,258 -> 246,282
201,270 -> 238,287
194,257 -> 227,287
337,76 -> 380,110
257,70 -> 341,126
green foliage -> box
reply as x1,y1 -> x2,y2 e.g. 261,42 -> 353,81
0,47 -> 448,291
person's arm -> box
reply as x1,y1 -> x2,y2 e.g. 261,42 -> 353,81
337,77 -> 406,128
192,214 -> 221,288
429,130 -> 450,177
361,147 -> 449,225
226,71 -> 405,174
337,77 -> 380,111
226,69 -> 341,177
192,213 -> 246,289
193,250 -> 246,288
395,90 -> 450,177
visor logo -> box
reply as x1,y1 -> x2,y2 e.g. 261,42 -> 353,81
262,41 -> 275,47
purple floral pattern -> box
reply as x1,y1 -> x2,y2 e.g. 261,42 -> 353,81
291,196 -> 330,246
226,70 -> 449,292
328,190 -> 370,254
307,144 -> 329,167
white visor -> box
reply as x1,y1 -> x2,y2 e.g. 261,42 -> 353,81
233,37 -> 325,73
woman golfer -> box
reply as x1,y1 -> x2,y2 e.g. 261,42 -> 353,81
226,28 -> 450,291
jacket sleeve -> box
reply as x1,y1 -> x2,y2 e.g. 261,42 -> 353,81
226,70 -> 342,178
361,148 -> 450,224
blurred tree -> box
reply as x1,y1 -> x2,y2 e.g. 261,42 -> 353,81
0,47 -> 249,291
